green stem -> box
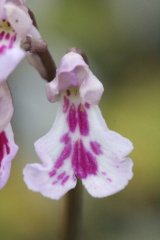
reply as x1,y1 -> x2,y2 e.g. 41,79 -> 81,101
62,182 -> 83,240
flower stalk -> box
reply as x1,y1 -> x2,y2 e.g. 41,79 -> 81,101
26,8 -> 56,82
62,182 -> 83,240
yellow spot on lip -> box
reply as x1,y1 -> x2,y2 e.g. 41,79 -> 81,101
65,88 -> 78,96
0,20 -> 14,32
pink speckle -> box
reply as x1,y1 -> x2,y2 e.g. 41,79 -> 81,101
61,175 -> 69,185
90,141 -> 102,155
107,178 -> 112,183
49,169 -> 56,178
85,102 -> 90,109
60,133 -> 71,145
57,171 -> 66,180
101,171 -> 107,176
52,180 -> 58,185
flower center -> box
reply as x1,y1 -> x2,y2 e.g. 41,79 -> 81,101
0,19 -> 16,55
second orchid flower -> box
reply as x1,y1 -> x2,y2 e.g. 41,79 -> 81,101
24,51 -> 134,200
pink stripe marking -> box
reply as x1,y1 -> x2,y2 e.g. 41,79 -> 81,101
54,143 -> 72,169
90,141 -> 102,155
57,171 -> 66,180
8,34 -> 16,49
49,169 -> 56,178
5,32 -> 10,40
61,175 -> 69,185
67,104 -> 77,132
72,140 -> 97,179
63,96 -> 70,113
0,131 -> 10,167
78,104 -> 89,136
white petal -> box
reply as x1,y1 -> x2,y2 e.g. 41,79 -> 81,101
0,82 -> 13,132
5,3 -> 32,38
82,158 -> 133,198
81,106 -> 133,197
0,44 -> 25,82
23,161 -> 77,200
58,51 -> 87,74
7,0 -> 26,6
0,123 -> 18,189
0,0 -> 6,19
88,106 -> 134,157
23,105 -> 77,200
80,70 -> 104,105
46,78 -> 60,103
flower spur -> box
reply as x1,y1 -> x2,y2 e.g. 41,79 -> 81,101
23,50 -> 134,199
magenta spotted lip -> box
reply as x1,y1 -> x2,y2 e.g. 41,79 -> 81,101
48,99 -> 100,184
0,20 -> 17,55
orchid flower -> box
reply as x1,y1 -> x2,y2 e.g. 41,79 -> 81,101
0,0 -> 46,82
0,82 -> 18,189
0,0 -> 33,189
0,0 -> 50,189
23,51 -> 134,200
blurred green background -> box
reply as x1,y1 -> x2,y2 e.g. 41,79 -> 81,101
1,0 -> 160,239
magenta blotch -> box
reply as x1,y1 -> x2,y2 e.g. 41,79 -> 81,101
54,143 -> 72,169
90,141 -> 102,155
67,104 -> 77,132
72,139 -> 98,179
60,133 -> 71,145
0,131 -> 10,167
78,104 -> 89,136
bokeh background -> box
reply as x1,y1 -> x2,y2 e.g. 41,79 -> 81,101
1,0 -> 160,239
